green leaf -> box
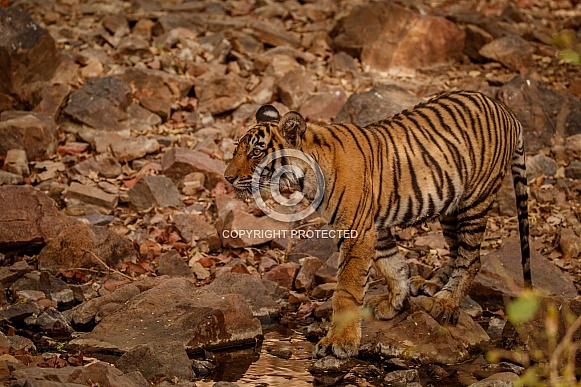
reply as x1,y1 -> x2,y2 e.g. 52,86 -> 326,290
556,49 -> 581,65
507,292 -> 539,325
553,29 -> 577,49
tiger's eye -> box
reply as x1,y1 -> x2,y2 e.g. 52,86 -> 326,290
251,149 -> 262,157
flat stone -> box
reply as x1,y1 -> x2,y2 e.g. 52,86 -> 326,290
0,302 -> 40,322
0,185 -> 80,254
110,136 -> 160,162
311,283 -> 336,300
471,242 -> 578,309
206,272 -> 281,317
65,182 -> 118,213
37,223 -> 137,274
0,111 -> 57,161
0,261 -> 31,287
127,175 -> 183,211
247,19 -> 301,48
162,147 -> 226,188
334,85 -> 423,127
69,278 -> 262,354
463,24 -> 495,62
359,297 -> 489,364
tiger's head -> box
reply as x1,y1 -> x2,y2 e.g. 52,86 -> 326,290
224,105 -> 307,201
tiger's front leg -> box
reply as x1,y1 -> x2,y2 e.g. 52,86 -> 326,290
313,231 -> 375,359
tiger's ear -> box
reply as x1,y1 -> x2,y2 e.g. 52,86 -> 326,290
256,105 -> 280,122
280,111 -> 307,148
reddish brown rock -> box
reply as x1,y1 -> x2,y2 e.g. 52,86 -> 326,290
73,154 -> 122,179
463,24 -> 495,62
122,67 -> 192,103
162,147 -> 226,188
478,34 -> 534,71
172,212 -> 221,252
0,8 -> 78,112
471,242 -> 578,309
299,88 -> 349,123
0,186 -> 79,254
276,69 -> 313,111
263,262 -> 300,290
294,256 -> 323,292
333,2 -> 464,71
37,223 -> 137,274
69,278 -> 262,353
194,71 -> 247,114
0,111 -> 57,161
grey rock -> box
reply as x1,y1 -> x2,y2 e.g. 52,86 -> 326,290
384,369 -> 420,386
5,149 -> 30,176
334,85 -> 423,127
72,283 -> 141,325
0,170 -> 24,185
195,71 -> 247,114
472,242 -> 578,309
294,256 -> 323,292
73,153 -> 122,178
0,302 -> 39,322
216,210 -> 290,248
127,175 -> 183,211
499,77 -> 581,152
36,307 -> 74,338
565,160 -> 581,179
65,182 -> 118,214
526,154 -> 558,180
63,77 -> 133,131
0,260 -> 31,287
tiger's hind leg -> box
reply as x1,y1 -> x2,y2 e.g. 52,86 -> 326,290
410,214 -> 459,297
418,200 -> 492,325
366,228 -> 410,320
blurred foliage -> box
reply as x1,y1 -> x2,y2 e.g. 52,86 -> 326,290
553,29 -> 581,65
490,289 -> 581,387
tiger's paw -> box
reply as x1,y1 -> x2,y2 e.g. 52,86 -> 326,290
313,326 -> 360,359
366,294 -> 409,320
417,294 -> 460,325
409,275 -> 441,297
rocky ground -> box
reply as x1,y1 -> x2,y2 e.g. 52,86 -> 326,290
1,0 -> 581,386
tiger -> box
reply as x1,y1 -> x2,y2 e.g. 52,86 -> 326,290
224,90 -> 531,359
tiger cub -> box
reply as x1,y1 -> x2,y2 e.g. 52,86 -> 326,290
224,90 -> 531,359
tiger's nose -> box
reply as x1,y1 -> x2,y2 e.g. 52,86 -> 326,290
224,173 -> 236,184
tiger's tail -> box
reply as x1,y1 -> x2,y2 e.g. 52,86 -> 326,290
511,123 -> 532,289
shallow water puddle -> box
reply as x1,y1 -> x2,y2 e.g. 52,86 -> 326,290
196,327 -> 315,386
